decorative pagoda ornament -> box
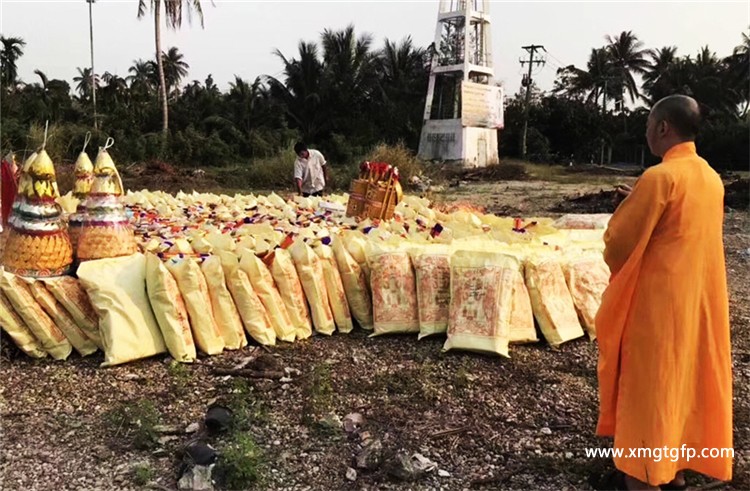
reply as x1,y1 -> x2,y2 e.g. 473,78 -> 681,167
1,123 -> 74,277
68,132 -> 94,251
76,138 -> 138,261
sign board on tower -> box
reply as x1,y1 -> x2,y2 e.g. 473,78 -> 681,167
461,82 -> 504,129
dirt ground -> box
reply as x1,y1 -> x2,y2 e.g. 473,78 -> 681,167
1,171 -> 748,491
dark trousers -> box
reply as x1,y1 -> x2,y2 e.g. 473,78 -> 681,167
302,190 -> 323,197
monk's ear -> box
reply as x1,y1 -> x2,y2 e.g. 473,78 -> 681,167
658,119 -> 669,137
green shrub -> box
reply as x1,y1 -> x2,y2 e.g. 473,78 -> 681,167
365,141 -> 425,181
214,433 -> 264,489
103,399 -> 161,450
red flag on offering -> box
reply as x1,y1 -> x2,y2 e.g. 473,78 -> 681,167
1,158 -> 18,227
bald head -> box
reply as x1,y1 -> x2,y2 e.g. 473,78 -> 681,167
650,95 -> 702,140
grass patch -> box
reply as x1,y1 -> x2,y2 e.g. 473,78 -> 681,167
223,379 -> 268,433
454,362 -> 472,394
131,463 -> 155,486
167,360 -> 192,394
214,433 -> 265,490
104,399 -> 161,450
301,364 -> 334,428
209,147 -> 296,191
523,161 -> 633,186
306,364 -> 334,413
205,142 -> 428,193
363,363 -> 441,403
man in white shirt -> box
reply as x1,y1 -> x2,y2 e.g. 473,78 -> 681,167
293,142 -> 329,197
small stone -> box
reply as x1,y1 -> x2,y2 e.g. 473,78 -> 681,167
158,435 -> 179,445
317,413 -> 342,432
279,377 -> 293,383
565,452 -> 574,459
281,384 -> 290,391
205,405 -> 233,434
386,453 -> 436,482
178,464 -> 215,491
343,412 -> 364,433
185,422 -> 200,434
273,440 -> 281,446
356,439 -> 383,470
183,442 -> 218,466
540,427 -> 552,435
438,469 -> 451,477
346,467 -> 357,481
92,444 -> 110,461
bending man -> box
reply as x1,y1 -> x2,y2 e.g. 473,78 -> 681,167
293,142 -> 329,197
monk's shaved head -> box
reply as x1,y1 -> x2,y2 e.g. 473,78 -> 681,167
650,95 -> 702,140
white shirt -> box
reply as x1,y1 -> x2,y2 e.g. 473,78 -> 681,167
293,149 -> 326,194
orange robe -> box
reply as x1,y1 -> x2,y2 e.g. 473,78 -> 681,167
595,142 -> 732,485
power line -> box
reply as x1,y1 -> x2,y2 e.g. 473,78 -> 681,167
542,48 -> 571,69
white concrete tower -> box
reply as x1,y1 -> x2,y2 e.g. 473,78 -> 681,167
417,0 -> 503,167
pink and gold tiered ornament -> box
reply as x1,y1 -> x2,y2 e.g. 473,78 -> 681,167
76,139 -> 138,261
68,133 -> 94,251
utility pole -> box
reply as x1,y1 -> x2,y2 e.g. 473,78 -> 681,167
599,75 -> 619,165
519,44 -> 544,160
87,0 -> 98,131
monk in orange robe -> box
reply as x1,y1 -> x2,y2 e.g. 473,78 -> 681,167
596,95 -> 732,490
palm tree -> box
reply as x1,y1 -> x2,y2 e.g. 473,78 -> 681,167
605,31 -> 649,103
30,69 -> 71,121
204,74 -> 220,97
137,0 -> 206,138
161,46 -> 189,94
34,69 -> 48,89
322,26 -> 376,96
128,59 -> 157,91
321,25 -> 375,90
227,75 -> 271,134
320,25 -> 377,136
377,37 -> 426,85
690,46 -> 740,116
642,46 -> 678,103
0,36 -> 26,90
554,48 -> 617,108
73,67 -> 100,99
267,41 -> 327,141
725,31 -> 750,118
374,37 -> 429,145
101,72 -> 129,106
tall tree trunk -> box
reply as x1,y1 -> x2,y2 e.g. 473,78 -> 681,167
154,0 -> 169,138
88,0 -> 98,131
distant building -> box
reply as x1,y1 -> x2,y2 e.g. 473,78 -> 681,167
418,0 -> 503,168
